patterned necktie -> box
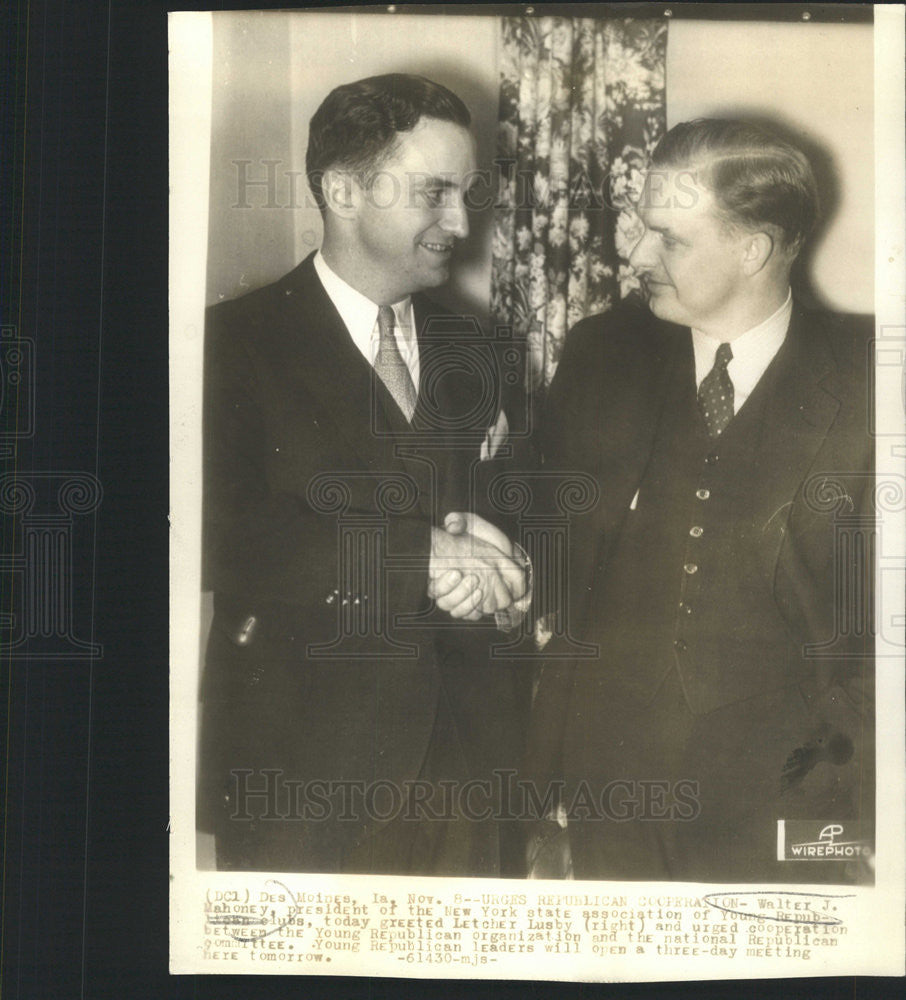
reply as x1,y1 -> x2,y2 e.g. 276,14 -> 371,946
698,342 -> 734,437
374,305 -> 417,422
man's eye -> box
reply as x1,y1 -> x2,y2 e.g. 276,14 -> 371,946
661,235 -> 678,250
422,189 -> 444,207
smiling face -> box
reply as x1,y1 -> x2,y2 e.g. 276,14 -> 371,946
343,117 -> 478,304
629,168 -> 750,335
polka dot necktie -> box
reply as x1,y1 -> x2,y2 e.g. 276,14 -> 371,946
698,342 -> 734,438
374,305 -> 417,422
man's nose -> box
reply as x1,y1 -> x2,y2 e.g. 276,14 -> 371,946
439,196 -> 469,239
628,228 -> 656,272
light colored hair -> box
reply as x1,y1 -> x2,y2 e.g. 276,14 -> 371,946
652,119 -> 819,255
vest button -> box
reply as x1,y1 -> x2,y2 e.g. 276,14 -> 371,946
679,602 -> 693,615
689,525 -> 703,538
696,488 -> 710,500
706,452 -> 719,465
674,639 -> 687,652
683,563 -> 698,575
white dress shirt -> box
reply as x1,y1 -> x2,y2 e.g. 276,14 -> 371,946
628,289 -> 794,515
691,288 -> 792,414
313,250 -> 420,390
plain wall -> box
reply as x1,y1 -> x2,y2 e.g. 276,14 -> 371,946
205,13 -> 874,317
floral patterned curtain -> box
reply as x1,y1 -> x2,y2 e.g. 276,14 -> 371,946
491,16 -> 667,389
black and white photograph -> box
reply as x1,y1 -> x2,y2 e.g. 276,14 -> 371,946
168,3 -> 906,981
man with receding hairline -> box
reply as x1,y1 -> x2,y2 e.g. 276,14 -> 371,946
529,118 -> 874,883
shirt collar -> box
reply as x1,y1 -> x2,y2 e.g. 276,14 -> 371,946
313,251 -> 413,365
692,288 -> 792,390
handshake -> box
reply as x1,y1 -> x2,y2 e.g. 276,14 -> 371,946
428,512 -> 530,622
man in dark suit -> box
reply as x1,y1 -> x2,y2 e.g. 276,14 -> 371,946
530,119 -> 874,883
199,74 -> 529,875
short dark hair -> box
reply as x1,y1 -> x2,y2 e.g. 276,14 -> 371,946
305,73 -> 471,212
651,119 -> 819,254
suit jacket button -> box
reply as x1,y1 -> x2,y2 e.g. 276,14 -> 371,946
674,639 -> 687,652
683,563 -> 698,575
706,452 -> 719,465
696,488 -> 710,501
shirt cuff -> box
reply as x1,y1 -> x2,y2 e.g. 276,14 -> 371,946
493,542 -> 532,632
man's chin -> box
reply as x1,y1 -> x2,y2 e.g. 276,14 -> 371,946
645,290 -> 671,318
421,263 -> 450,287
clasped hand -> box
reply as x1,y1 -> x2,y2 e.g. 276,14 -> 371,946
428,512 -> 527,621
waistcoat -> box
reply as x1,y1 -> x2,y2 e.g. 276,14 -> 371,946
586,336 -> 809,716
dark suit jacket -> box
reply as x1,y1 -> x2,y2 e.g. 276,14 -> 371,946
199,252 -> 524,870
529,298 -> 874,881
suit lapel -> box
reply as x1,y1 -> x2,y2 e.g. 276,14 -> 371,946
601,320 -> 689,542
404,295 -> 483,521
276,255 -> 378,464
278,255 -> 425,483
748,306 -> 842,579
573,317 -> 687,608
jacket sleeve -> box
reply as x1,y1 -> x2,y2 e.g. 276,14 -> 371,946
202,301 -> 433,628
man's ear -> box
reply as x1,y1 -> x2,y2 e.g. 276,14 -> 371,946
741,231 -> 775,276
321,168 -> 360,219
